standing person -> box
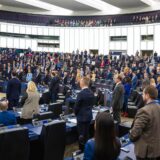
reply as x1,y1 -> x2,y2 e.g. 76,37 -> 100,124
122,77 -> 132,117
49,71 -> 60,102
6,71 -> 21,110
129,86 -> 160,160
111,74 -> 124,123
132,71 -> 138,90
63,71 -> 68,85
75,77 -> 95,151
26,67 -> 33,82
20,81 -> 40,124
43,70 -> 51,87
70,73 -> 76,89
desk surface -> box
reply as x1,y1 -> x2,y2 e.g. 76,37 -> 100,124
23,120 -> 77,141
10,106 -> 110,141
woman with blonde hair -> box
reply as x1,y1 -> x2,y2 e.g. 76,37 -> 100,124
20,81 -> 40,123
150,78 -> 156,87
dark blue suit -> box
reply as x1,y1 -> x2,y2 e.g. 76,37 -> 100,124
132,75 -> 138,90
6,78 -> 21,109
75,88 -> 95,122
74,88 -> 95,151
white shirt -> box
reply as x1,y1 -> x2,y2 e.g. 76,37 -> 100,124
82,87 -> 88,90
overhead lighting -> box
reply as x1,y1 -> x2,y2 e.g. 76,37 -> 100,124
75,0 -> 121,12
140,0 -> 159,6
0,4 -> 2,7
15,0 -> 73,14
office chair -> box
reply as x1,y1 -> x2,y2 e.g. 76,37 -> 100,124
48,102 -> 63,119
33,111 -> 54,121
39,91 -> 51,104
0,127 -> 30,160
40,120 -> 66,160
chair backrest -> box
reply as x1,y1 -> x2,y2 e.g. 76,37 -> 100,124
137,94 -> 144,109
0,127 -> 30,160
40,92 -> 51,104
130,90 -> 138,102
40,120 -> 66,160
33,111 -> 54,121
48,103 -> 63,119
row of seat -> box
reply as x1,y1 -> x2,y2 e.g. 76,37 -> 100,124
128,90 -> 144,118
0,120 -> 66,160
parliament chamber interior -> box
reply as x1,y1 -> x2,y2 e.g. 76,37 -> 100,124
0,0 -> 160,160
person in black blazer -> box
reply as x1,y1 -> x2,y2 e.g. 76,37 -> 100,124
112,74 -> 124,123
49,71 -> 60,102
63,71 -> 68,85
43,70 -> 51,87
70,73 -> 76,89
74,77 -> 95,151
6,71 -> 21,110
6,63 -> 12,80
34,68 -> 42,85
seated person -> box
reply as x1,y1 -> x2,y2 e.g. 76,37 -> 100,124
0,99 -> 17,126
20,81 -> 40,122
83,112 -> 121,160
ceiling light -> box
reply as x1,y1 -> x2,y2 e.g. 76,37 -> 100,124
75,0 -> 121,12
15,0 -> 73,14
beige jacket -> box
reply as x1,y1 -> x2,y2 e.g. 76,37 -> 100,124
21,91 -> 40,119
130,101 -> 160,158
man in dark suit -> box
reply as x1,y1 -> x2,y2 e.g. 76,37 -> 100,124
63,71 -> 68,85
70,73 -> 76,89
74,77 -> 95,151
6,71 -> 21,110
49,71 -> 60,102
129,86 -> 160,160
34,68 -> 42,85
112,74 -> 124,123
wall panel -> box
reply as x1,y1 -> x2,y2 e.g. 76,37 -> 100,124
0,22 -> 159,54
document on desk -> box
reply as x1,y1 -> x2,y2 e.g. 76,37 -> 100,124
119,144 -> 136,160
17,111 -> 22,115
68,118 -> 77,124
30,126 -> 42,135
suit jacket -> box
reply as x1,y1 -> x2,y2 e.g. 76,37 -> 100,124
74,88 -> 95,122
21,91 -> 40,119
34,73 -> 42,84
112,83 -> 124,111
6,78 -> 21,100
70,77 -> 76,88
63,76 -> 68,85
129,101 -> 160,158
49,76 -> 60,95
132,75 -> 138,90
